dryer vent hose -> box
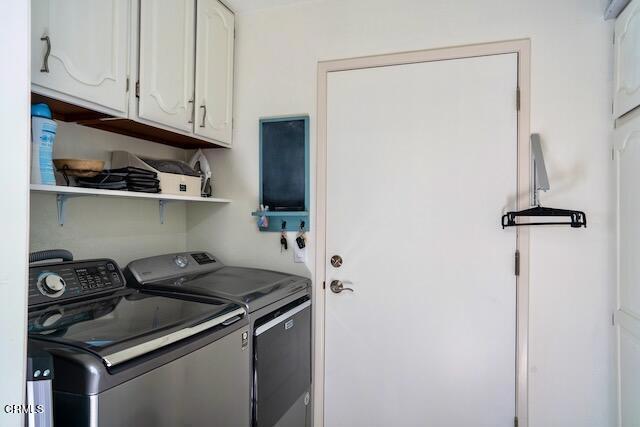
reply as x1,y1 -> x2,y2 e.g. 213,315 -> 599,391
29,249 -> 74,264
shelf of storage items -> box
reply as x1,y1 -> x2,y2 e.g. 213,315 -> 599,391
31,184 -> 231,225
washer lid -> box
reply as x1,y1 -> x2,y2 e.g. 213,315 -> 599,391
135,267 -> 310,313
28,290 -> 245,366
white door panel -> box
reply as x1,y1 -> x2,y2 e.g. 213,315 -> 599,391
31,0 -> 129,114
615,113 -> 640,427
615,0 -> 640,118
194,0 -> 234,144
619,129 -> 640,318
325,54 -> 518,426
620,319 -> 640,427
138,0 -> 195,132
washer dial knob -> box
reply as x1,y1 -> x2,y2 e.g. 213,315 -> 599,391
37,273 -> 66,297
174,255 -> 189,268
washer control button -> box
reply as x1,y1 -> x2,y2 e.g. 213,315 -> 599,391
174,255 -> 189,268
37,273 -> 66,298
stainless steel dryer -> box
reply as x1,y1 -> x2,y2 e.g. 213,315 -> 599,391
126,251 -> 312,427
28,253 -> 251,427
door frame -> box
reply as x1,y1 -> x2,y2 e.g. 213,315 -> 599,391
314,39 -> 531,427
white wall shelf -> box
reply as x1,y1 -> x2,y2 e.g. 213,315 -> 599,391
31,184 -> 231,225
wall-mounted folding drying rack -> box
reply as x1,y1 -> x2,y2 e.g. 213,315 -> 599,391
501,134 -> 587,228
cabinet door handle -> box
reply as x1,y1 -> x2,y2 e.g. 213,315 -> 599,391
188,99 -> 194,124
40,35 -> 51,73
199,105 -> 207,128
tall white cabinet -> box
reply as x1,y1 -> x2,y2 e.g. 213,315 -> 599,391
31,0 -> 130,115
615,116 -> 640,427
194,0 -> 235,144
615,2 -> 640,425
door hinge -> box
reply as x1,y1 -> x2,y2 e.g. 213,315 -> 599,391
135,81 -> 140,98
514,416 -> 519,427
516,87 -> 521,111
514,250 -> 520,276
126,77 -> 130,92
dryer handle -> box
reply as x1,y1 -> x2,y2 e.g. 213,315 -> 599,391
254,300 -> 311,336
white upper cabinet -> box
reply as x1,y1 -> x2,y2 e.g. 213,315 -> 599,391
138,0 -> 195,132
615,0 -> 640,118
194,0 -> 235,145
31,0 -> 130,115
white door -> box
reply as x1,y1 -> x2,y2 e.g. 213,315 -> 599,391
138,0 -> 195,132
31,0 -> 130,114
614,0 -> 640,118
325,53 -> 518,427
194,0 -> 234,145
614,114 -> 640,427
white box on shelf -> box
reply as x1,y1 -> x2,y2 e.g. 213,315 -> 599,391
111,151 -> 201,197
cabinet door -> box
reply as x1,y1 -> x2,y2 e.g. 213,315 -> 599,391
138,0 -> 195,132
194,0 -> 234,145
31,0 -> 129,115
615,113 -> 640,426
615,0 -> 640,118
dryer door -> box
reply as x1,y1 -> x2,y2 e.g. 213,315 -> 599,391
254,299 -> 311,427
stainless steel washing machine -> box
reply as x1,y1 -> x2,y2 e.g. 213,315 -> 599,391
28,252 -> 251,427
126,251 -> 312,427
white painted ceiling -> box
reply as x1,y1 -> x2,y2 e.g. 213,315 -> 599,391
224,0 -> 314,13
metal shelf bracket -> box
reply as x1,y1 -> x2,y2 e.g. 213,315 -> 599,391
56,193 -> 89,226
159,199 -> 173,224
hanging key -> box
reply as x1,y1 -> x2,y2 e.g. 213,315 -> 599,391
296,221 -> 306,249
296,235 -> 306,249
280,233 -> 288,251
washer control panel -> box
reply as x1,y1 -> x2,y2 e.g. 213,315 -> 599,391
29,259 -> 124,307
126,251 -> 224,285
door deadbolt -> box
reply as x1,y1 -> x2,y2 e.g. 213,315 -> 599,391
330,255 -> 343,268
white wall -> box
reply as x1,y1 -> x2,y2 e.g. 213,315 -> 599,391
30,122 -> 189,266
0,2 -> 30,426
189,0 -> 616,425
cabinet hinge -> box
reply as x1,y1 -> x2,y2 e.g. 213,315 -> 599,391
135,81 -> 140,98
126,77 -> 130,92
514,250 -> 520,277
516,87 -> 521,111
514,416 -> 519,427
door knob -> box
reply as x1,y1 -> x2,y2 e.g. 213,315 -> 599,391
330,280 -> 353,294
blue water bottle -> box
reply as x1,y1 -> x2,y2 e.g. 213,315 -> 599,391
31,103 -> 57,185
